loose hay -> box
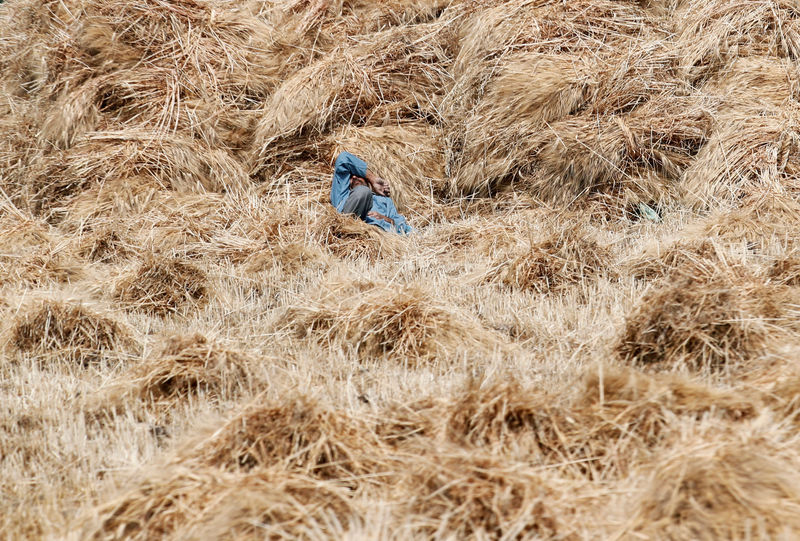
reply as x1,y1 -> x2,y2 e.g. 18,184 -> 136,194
79,467 -> 357,541
178,395 -> 384,483
489,221 -> 613,293
129,333 -> 251,403
11,299 -> 132,364
283,280 -> 504,365
615,273 -> 795,372
626,439 -> 800,540
115,256 -> 208,316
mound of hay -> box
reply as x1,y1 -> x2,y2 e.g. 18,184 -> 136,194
115,256 -> 208,316
11,299 -> 132,364
626,238 -> 736,281
248,22 -> 452,176
626,440 -> 800,540
76,225 -> 136,264
179,396 -> 383,482
615,273 -> 794,372
675,0 -> 800,82
315,207 -> 404,261
690,193 -> 800,251
283,280 -> 503,365
0,214 -> 84,286
703,56 -> 800,108
79,467 -> 357,541
681,108 -> 800,205
397,453 -> 564,539
26,132 -> 248,215
243,241 -> 328,274
767,252 -> 800,286
126,333 -> 251,403
490,222 -> 613,293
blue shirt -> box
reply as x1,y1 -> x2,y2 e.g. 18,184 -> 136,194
330,151 -> 413,234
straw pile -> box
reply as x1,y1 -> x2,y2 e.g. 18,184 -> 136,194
115,256 -> 208,316
127,333 -> 251,403
179,395 -> 384,482
627,439 -> 800,540
615,273 -> 795,372
283,280 -> 504,366
5,0 -> 800,538
10,299 -> 132,364
490,221 -> 613,292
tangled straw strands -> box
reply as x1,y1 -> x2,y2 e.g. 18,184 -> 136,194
178,395 -> 384,482
248,22 -> 452,175
681,107 -> 800,206
114,255 -> 208,317
615,272 -> 798,373
395,452 -> 565,539
703,56 -> 800,108
314,207 -> 405,261
77,466 -> 357,541
446,53 -> 595,196
690,193 -> 800,248
10,299 -> 134,365
384,366 -> 757,479
625,438 -> 800,540
0,213 -> 84,286
122,333 -> 252,404
767,251 -> 800,286
625,237 -> 738,281
675,0 -> 800,81
282,280 -> 505,366
486,221 -> 614,293
23,131 -> 248,216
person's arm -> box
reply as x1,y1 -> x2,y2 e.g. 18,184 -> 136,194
330,152 -> 368,209
374,198 -> 412,234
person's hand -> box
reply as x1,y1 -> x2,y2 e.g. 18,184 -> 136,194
370,177 -> 390,197
365,169 -> 390,197
368,211 -> 394,225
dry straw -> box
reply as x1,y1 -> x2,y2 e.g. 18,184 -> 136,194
282,279 -> 505,366
615,272 -> 798,372
114,255 -> 208,316
10,299 -> 133,365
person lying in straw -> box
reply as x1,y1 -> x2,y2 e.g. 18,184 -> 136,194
331,151 -> 412,234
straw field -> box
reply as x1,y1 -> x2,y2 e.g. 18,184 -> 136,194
4,0 -> 800,538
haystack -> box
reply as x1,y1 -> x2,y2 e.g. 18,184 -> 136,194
675,0 -> 800,82
615,273 -> 793,372
79,466 -> 357,541
626,439 -> 800,539
115,256 -> 208,316
577,365 -> 759,424
248,22 -> 452,176
396,453 -> 564,539
681,107 -> 800,205
28,132 -> 248,215
767,251 -> 800,286
178,396 -> 384,482
0,213 -> 84,286
283,280 -> 504,365
490,221 -> 613,293
689,193 -> 800,252
626,237 -> 736,281
10,299 -> 133,364
314,206 -> 404,261
126,333 -> 251,403
442,0 -> 669,199
703,56 -> 800,108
